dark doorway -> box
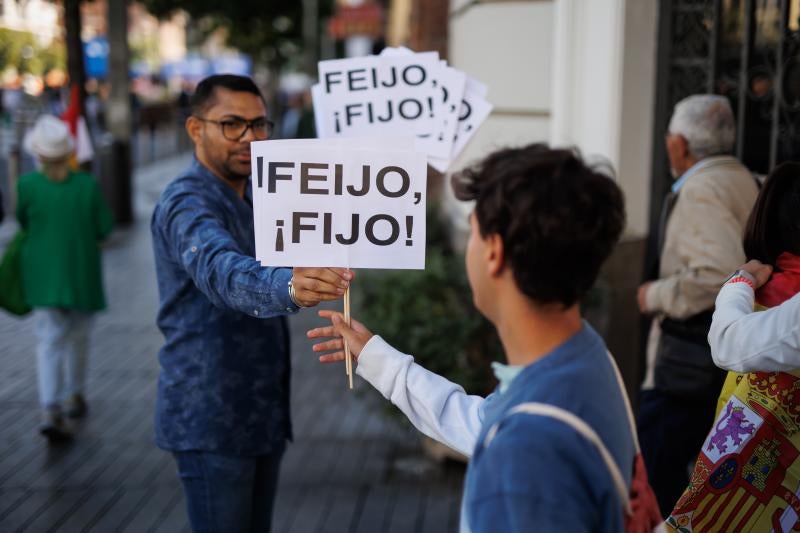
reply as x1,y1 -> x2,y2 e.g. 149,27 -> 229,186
648,0 -> 800,268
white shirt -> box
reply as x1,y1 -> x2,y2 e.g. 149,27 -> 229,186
710,282 -> 800,372
356,335 -> 491,532
356,335 -> 487,457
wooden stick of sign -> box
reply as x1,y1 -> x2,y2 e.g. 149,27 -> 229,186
344,290 -> 349,377
343,286 -> 349,377
344,285 -> 353,389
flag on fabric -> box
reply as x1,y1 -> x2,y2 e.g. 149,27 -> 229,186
61,83 -> 94,164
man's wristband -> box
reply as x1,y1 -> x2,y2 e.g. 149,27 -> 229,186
723,269 -> 757,290
288,278 -> 307,308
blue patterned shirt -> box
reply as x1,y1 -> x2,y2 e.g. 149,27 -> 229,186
151,158 -> 299,456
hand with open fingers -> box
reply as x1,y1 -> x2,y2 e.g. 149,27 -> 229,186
739,259 -> 773,289
291,267 -> 354,307
308,309 -> 373,363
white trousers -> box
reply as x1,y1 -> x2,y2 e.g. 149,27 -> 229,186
34,309 -> 93,409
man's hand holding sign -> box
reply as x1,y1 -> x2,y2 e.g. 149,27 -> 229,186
251,138 -> 427,387
289,267 -> 353,307
251,143 -> 427,269
254,49 -> 489,389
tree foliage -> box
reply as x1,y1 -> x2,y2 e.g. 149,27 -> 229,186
0,29 -> 66,76
140,0 -> 334,68
358,207 -> 503,397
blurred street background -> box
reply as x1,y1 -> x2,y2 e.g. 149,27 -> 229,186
0,151 -> 464,532
2,0 -> 800,530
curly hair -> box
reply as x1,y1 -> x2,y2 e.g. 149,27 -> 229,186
451,144 -> 626,308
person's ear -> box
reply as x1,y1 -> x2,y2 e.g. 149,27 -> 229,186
486,233 -> 505,277
674,134 -> 690,160
186,116 -> 203,145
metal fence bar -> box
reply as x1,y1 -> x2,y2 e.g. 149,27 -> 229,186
736,0 -> 757,160
708,0 -> 723,93
769,0 -> 790,169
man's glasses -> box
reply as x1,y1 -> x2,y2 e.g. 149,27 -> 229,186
194,116 -> 274,141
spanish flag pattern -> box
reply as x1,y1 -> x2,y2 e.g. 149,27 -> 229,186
666,372 -> 800,532
666,253 -> 800,533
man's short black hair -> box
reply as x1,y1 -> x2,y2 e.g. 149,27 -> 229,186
452,143 -> 626,308
190,74 -> 266,116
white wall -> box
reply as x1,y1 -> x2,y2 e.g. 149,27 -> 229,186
551,0 -> 657,237
448,0 -> 553,168
551,0 -> 624,158
446,0 -> 554,235
445,0 -> 658,238
616,0 -> 658,237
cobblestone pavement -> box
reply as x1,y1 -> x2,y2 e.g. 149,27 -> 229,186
0,154 -> 464,533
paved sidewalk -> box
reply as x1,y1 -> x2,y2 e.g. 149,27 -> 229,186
0,154 -> 464,532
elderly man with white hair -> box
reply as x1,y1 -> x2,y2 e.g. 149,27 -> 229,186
635,94 -> 759,513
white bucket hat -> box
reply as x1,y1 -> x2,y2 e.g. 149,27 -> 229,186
24,115 -> 74,160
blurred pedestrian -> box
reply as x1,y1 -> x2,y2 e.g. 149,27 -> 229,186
277,90 -> 315,139
637,94 -> 759,512
2,78 -> 22,123
176,80 -> 193,122
17,115 -> 114,442
84,78 -> 104,140
309,145 -> 648,532
151,74 -> 351,533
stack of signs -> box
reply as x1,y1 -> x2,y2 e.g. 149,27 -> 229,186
312,47 -> 492,173
250,137 -> 428,270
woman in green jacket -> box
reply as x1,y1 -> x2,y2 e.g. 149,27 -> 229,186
18,115 -> 114,442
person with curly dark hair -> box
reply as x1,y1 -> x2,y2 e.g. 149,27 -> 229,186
309,144 -> 636,532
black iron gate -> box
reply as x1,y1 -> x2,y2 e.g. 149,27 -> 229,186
648,0 -> 800,263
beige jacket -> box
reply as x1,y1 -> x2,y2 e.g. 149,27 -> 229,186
642,155 -> 759,388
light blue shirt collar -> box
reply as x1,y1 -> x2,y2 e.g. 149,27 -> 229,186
491,361 -> 525,394
671,157 -> 720,193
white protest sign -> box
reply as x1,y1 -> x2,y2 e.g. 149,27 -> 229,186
465,76 -> 488,99
316,53 -> 448,157
379,46 -> 415,57
375,50 -> 466,162
431,65 -> 466,159
378,49 -> 488,171
451,83 -> 493,158
428,153 -> 451,174
429,78 -> 493,171
251,140 -> 427,269
313,49 -> 492,173
265,136 -> 418,152
427,64 -> 467,172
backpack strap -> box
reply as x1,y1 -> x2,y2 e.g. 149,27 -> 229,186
483,401 -> 632,516
482,349 -> 641,516
604,350 -> 642,454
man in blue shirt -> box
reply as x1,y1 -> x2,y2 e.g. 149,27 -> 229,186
151,75 -> 351,533
309,145 -> 636,531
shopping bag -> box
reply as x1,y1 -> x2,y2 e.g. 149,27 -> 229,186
0,230 -> 31,315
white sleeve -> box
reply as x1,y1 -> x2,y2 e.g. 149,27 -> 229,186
355,335 -> 485,457
710,282 -> 800,372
